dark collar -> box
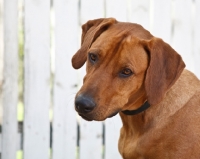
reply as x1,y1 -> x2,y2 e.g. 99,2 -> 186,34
121,101 -> 150,115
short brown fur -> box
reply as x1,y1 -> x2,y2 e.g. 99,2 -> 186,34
72,18 -> 200,159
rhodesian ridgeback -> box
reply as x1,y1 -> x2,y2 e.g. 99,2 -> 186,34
72,18 -> 200,159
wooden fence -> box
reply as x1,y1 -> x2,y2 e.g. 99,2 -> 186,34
0,0 -> 200,159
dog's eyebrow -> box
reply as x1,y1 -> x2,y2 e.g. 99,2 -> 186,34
87,48 -> 102,56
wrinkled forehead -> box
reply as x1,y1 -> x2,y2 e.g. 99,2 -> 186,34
90,22 -> 152,52
89,24 -> 149,73
90,31 -> 127,57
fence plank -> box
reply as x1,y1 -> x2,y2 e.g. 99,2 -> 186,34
1,0 -> 18,159
79,1 -> 104,159
52,0 -> 79,159
105,0 -> 127,21
79,120 -> 103,159
0,131 -> 23,152
23,0 -> 50,158
0,0 -> 3,125
171,0 -> 194,72
105,115 -> 122,159
130,0 -> 150,30
151,0 -> 172,43
194,0 -> 200,78
80,0 -> 104,24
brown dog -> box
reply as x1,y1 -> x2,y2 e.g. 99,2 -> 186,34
71,18 -> 200,159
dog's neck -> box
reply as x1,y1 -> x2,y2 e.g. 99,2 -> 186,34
119,111 -> 147,134
118,69 -> 200,159
122,101 -> 150,115
119,69 -> 200,134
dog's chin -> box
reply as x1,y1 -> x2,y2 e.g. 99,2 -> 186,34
108,110 -> 119,118
78,113 -> 104,121
78,110 -> 119,121
78,113 -> 93,121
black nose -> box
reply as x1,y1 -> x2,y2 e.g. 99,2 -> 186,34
75,94 -> 96,114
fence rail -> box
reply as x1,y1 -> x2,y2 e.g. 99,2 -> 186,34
0,0 -> 200,159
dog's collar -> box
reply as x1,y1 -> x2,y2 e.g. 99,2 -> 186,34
121,101 -> 150,115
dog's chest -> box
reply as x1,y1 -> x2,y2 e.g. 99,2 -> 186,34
118,133 -> 156,159
118,128 -> 144,159
118,126 -> 161,159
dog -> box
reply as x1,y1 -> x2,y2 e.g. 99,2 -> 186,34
71,18 -> 200,159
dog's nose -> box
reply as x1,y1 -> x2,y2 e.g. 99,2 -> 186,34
75,95 -> 96,114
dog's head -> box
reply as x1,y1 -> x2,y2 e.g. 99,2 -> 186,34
72,18 -> 185,121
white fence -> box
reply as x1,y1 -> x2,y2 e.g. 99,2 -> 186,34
0,0 -> 200,159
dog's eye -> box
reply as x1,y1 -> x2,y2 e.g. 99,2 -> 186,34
89,53 -> 97,63
120,68 -> 133,77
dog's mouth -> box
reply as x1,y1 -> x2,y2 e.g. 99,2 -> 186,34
77,109 -> 120,121
108,110 -> 119,118
78,113 -> 93,121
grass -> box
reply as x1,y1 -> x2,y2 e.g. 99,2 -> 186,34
17,102 -> 24,121
17,151 -> 23,159
16,149 -> 52,159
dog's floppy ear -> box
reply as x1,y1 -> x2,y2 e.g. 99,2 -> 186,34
72,18 -> 117,69
142,37 -> 185,106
